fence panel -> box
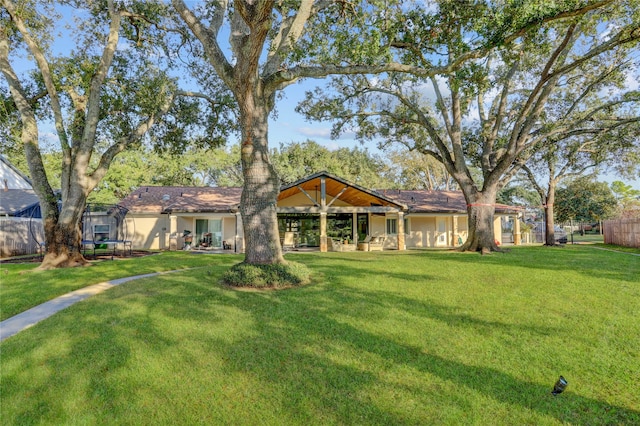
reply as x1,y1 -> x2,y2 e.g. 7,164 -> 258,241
603,219 -> 640,248
0,217 -> 44,257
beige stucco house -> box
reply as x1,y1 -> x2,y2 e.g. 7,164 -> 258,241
118,171 -> 522,252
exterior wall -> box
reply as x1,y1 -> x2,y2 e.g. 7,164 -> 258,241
127,215 -> 166,250
456,216 -> 469,244
223,215 -> 243,252
406,216 -> 436,248
0,158 -> 32,190
127,211 -> 506,251
128,213 -> 244,252
403,215 -> 469,249
369,215 -> 387,238
125,208 -> 509,252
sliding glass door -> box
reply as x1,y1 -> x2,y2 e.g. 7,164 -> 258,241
195,219 -> 222,248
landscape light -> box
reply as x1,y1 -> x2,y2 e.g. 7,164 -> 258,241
552,376 -> 568,395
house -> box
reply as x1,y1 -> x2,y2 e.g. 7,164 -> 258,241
118,171 -> 523,252
0,155 -> 44,256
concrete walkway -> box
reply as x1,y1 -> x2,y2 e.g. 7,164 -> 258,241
0,271 -> 181,342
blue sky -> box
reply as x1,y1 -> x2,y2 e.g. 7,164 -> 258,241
5,3 -> 639,191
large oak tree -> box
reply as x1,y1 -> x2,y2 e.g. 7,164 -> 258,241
1,0 -> 233,268
171,0 -> 418,264
298,0 -> 640,252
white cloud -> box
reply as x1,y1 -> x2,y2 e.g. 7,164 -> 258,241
297,126 -> 332,139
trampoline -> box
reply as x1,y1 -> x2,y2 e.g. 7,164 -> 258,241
81,204 -> 133,259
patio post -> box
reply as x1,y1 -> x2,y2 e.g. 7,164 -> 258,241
320,212 -> 327,252
397,211 -> 405,250
453,215 -> 459,246
514,214 -> 521,245
168,214 -> 178,251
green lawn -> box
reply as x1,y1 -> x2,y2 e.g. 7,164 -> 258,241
0,252 -> 235,321
569,232 -> 604,244
1,246 -> 638,425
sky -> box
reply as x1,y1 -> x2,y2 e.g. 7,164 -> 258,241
4,2 -> 639,192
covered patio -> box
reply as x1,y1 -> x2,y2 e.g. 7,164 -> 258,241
277,172 -> 407,252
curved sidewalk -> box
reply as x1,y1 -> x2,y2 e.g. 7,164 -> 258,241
0,271 -> 180,342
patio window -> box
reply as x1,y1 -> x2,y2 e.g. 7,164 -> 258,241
93,224 -> 110,241
386,218 -> 397,235
404,218 -> 410,234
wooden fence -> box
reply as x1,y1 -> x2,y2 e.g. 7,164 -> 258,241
603,219 -> 640,248
0,217 -> 44,257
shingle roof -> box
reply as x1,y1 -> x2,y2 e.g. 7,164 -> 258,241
381,190 -> 522,214
0,189 -> 40,216
118,186 -> 242,214
118,183 -> 521,215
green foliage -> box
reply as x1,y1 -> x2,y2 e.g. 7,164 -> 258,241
385,148 -> 459,190
271,140 -> 394,188
87,146 -> 243,203
555,177 -> 618,222
497,184 -> 540,206
221,260 -> 311,288
610,180 -> 640,217
611,180 -> 640,203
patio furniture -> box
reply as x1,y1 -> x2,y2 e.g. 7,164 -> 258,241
330,239 -> 356,252
357,236 -> 385,251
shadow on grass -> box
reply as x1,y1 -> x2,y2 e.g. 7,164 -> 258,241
221,283 -> 638,424
2,254 -> 638,424
385,246 -> 640,284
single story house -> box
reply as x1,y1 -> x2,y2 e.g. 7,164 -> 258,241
118,171 -> 523,252
0,155 -> 44,256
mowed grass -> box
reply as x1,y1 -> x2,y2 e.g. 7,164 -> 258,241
1,246 -> 638,425
0,252 -> 237,321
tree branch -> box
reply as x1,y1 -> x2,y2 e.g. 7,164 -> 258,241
171,0 -> 235,86
2,0 -> 70,153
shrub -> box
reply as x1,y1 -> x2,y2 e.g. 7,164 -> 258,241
221,261 -> 311,288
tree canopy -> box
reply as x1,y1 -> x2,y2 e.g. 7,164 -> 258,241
555,177 -> 618,222
3,0 -> 639,269
1,0 -> 235,268
298,0 -> 640,252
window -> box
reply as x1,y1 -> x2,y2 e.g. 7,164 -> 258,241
386,218 -> 397,235
94,224 -> 110,241
404,218 -> 410,234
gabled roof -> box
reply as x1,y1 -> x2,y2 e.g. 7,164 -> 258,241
278,171 -> 406,209
118,172 -> 521,215
0,155 -> 33,190
0,189 -> 40,216
119,186 -> 242,214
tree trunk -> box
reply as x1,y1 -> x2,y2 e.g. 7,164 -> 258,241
543,187 -> 557,246
38,194 -> 89,269
459,189 -> 500,253
39,221 -> 87,269
238,94 -> 284,265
